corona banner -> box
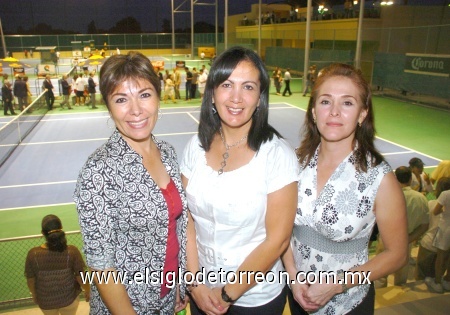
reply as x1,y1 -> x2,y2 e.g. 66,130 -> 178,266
404,53 -> 450,77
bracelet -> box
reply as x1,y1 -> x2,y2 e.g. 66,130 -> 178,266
186,281 -> 199,294
336,272 -> 348,293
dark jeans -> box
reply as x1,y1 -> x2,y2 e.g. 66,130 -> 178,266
283,80 -> 291,96
190,285 -> 288,315
46,92 -> 55,110
190,84 -> 198,99
186,82 -> 192,99
3,100 -> 15,115
288,283 -> 375,315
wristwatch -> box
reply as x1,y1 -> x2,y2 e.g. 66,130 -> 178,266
221,286 -> 237,303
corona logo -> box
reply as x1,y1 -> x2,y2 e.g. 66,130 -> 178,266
44,65 -> 51,72
411,58 -> 444,71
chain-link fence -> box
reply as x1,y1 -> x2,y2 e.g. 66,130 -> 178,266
0,231 -> 84,310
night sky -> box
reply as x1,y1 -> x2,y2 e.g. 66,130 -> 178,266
0,0 -> 447,34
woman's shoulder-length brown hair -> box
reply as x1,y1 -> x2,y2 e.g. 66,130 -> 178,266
297,63 -> 384,172
99,51 -> 161,109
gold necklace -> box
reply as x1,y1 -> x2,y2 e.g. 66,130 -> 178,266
218,127 -> 248,175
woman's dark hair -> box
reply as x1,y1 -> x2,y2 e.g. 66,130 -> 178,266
198,46 -> 281,151
435,177 -> 450,198
297,63 -> 384,172
41,214 -> 67,252
99,51 -> 161,110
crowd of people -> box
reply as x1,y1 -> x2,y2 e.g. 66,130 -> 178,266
18,47 -> 448,315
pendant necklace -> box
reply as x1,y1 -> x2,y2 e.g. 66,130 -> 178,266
218,127 -> 248,175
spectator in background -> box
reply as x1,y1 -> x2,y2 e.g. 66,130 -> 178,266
23,76 -> 32,107
431,160 -> 450,185
60,74 -> 72,109
173,67 -> 181,100
416,177 -> 450,281
201,64 -> 209,76
2,81 -> 16,115
272,66 -> 282,95
13,75 -> 28,111
116,47 -> 120,55
302,65 -> 316,97
197,68 -> 207,99
344,0 -> 353,18
163,73 -> 177,104
87,71 -> 98,109
71,74 -> 79,106
75,74 -> 87,106
190,67 -> 198,99
425,177 -> 450,293
43,75 -> 55,110
409,157 -> 433,194
384,166 -> 429,285
74,52 -> 188,314
185,66 -> 192,101
25,214 -> 90,315
282,68 -> 292,96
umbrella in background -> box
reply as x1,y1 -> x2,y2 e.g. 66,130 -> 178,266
0,60 -> 32,76
88,55 -> 104,60
86,60 -> 102,72
2,57 -> 19,63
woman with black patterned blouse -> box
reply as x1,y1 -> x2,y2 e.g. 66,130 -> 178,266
74,51 -> 188,315
283,64 -> 409,315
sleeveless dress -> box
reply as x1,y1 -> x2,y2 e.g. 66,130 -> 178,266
293,146 -> 391,314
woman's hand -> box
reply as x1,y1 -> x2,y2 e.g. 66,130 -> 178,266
302,281 -> 342,307
190,285 -> 228,315
291,282 -> 321,312
175,285 -> 188,312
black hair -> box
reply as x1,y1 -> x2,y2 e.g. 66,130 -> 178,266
41,214 -> 67,252
198,46 -> 281,151
395,166 -> 412,185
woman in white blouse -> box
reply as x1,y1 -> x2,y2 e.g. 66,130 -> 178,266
181,46 -> 298,315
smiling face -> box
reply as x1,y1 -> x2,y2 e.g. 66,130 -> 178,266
212,60 -> 260,130
108,77 -> 160,148
312,76 -> 367,145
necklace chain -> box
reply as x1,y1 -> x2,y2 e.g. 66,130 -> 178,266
218,127 -> 248,175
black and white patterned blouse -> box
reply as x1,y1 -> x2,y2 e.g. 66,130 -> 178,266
293,146 -> 391,315
74,130 -> 187,315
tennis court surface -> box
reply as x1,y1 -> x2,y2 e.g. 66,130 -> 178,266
0,102 -> 441,211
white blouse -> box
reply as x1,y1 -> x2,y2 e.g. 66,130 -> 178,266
181,134 -> 299,307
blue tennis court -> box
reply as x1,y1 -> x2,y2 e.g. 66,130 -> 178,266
0,103 -> 442,210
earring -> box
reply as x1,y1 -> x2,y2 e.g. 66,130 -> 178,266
313,117 -> 316,124
158,109 -> 162,120
107,117 -> 115,129
212,105 -> 217,114
358,121 -> 362,127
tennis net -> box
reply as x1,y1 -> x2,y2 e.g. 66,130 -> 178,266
0,91 -> 48,168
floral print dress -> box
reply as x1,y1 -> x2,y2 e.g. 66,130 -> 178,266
293,146 -> 391,314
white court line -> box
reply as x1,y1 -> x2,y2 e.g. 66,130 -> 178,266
187,112 -> 200,124
0,202 -> 75,212
0,180 -> 76,189
382,151 -> 414,156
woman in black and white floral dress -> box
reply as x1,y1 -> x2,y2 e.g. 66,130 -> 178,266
283,64 -> 409,315
74,52 -> 187,315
